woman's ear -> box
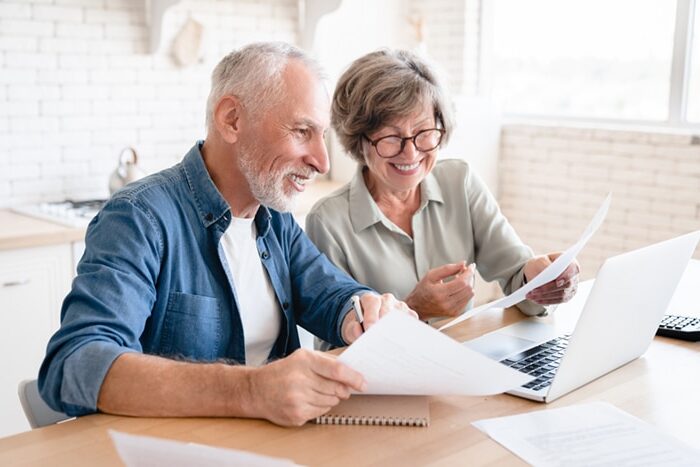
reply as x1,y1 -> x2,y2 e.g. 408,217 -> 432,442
213,95 -> 244,144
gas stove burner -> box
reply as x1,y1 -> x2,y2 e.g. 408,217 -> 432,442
12,199 -> 107,229
65,199 -> 106,210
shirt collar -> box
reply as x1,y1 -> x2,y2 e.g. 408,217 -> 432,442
420,166 -> 445,207
348,164 -> 445,233
181,141 -> 272,236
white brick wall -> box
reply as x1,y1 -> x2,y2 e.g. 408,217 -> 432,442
499,124 -> 700,278
408,0 -> 481,96
0,0 -> 298,207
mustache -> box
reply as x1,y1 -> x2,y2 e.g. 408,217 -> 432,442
286,166 -> 319,181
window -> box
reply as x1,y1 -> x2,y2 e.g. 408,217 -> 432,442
487,0 -> 694,124
687,4 -> 700,122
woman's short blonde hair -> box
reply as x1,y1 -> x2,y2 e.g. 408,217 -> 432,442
331,49 -> 455,163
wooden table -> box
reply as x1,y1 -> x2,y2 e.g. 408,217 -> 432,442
1,306 -> 698,466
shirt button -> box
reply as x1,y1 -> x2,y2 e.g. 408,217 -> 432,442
261,251 -> 269,260
205,213 -> 213,222
282,301 -> 289,309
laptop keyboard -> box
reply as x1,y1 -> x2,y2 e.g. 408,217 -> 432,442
499,335 -> 571,392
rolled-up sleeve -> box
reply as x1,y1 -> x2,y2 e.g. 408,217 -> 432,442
286,218 -> 373,347
38,197 -> 161,415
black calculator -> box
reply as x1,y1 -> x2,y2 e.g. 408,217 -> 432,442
657,315 -> 700,341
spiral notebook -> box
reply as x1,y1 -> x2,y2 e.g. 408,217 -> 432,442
313,395 -> 430,427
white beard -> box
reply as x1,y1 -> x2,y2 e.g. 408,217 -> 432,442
238,145 -> 315,212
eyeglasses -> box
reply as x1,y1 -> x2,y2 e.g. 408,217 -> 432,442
364,128 -> 445,158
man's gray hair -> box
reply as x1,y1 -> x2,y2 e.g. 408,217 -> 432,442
331,49 -> 455,163
205,42 -> 323,133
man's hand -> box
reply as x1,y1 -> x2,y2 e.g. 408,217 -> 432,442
248,349 -> 366,426
341,293 -> 417,344
405,262 -> 476,320
524,252 -> 580,305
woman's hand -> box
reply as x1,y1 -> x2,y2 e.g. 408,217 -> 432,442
405,262 -> 476,320
523,253 -> 580,305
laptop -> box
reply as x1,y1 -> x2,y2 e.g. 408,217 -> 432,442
464,231 -> 700,403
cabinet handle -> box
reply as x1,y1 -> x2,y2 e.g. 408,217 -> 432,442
2,278 -> 31,288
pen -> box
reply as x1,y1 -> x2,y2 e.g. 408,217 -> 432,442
351,295 -> 366,332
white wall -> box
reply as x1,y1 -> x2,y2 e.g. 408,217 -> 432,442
408,0 -> 482,96
0,0 -> 298,207
499,124 -> 700,278
312,0 -> 413,183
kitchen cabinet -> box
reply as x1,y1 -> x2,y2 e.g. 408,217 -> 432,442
0,244 -> 73,438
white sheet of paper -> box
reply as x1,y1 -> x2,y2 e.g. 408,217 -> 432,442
109,430 -> 300,467
439,193 -> 611,332
472,402 -> 700,467
338,311 -> 532,395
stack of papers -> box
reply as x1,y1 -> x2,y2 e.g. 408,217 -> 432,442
109,430 -> 300,467
338,311 -> 531,395
473,402 -> 700,467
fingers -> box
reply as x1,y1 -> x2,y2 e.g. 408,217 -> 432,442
309,375 -> 352,400
359,293 -> 382,329
525,253 -> 581,305
386,296 -> 418,319
342,319 -> 363,344
344,293 -> 417,341
445,284 -> 476,313
310,351 -> 366,393
254,349 -> 370,427
527,260 -> 580,293
425,261 -> 468,283
528,287 -> 577,303
527,262 -> 579,304
442,264 -> 475,294
554,262 -> 579,286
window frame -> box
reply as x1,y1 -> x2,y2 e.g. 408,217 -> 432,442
479,0 -> 700,129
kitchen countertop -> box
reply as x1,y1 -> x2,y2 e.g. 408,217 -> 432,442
0,179 -> 346,252
0,210 -> 86,251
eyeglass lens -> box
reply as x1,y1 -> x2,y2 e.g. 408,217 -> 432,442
375,129 -> 442,157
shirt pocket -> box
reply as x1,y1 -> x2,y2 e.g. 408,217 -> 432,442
160,292 -> 222,361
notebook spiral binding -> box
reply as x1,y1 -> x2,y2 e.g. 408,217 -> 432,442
314,415 -> 428,427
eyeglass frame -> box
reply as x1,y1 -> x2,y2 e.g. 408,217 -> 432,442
363,127 -> 446,159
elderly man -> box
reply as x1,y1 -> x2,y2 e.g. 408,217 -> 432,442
39,42 -> 412,427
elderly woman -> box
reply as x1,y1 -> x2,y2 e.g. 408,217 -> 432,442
306,49 -> 578,328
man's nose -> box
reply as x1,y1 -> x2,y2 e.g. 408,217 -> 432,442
308,134 -> 330,175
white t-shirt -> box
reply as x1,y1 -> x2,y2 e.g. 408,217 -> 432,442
220,216 -> 281,367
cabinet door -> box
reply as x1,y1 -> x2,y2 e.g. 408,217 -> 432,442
0,244 -> 72,437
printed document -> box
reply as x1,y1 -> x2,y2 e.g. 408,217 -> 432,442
338,311 -> 532,395
439,193 -> 611,331
109,430 -> 300,467
472,402 -> 700,467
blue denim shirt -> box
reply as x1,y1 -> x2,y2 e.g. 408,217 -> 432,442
38,142 -> 372,416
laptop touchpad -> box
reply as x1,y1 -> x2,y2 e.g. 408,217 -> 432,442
463,333 -> 540,361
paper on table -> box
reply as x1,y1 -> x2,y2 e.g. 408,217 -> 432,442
439,193 -> 611,332
109,430 -> 301,467
472,402 -> 700,467
338,311 -> 532,395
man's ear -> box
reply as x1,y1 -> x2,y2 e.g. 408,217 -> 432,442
213,95 -> 244,144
